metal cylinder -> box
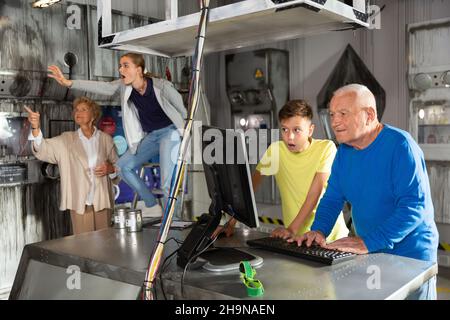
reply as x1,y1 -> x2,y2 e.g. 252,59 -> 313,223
113,207 -> 128,229
0,145 -> 7,158
126,209 -> 143,233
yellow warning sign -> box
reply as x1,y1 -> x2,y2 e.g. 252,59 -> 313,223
255,69 -> 264,79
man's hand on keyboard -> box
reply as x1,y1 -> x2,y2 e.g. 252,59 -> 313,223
324,236 -> 368,254
270,227 -> 294,239
286,230 -> 326,247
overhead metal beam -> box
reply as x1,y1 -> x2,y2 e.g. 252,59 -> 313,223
165,0 -> 178,20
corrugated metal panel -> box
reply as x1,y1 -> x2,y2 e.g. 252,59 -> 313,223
0,0 -> 88,99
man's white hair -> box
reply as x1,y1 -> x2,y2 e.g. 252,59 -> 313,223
333,83 -> 377,112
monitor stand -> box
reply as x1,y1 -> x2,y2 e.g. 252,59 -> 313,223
199,247 -> 263,272
177,175 -> 264,271
176,212 -> 264,272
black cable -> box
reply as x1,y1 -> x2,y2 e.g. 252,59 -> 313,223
141,237 -> 183,300
141,280 -> 157,300
164,237 -> 184,246
156,237 -> 183,300
180,214 -> 234,298
159,248 -> 180,300
180,236 -> 217,298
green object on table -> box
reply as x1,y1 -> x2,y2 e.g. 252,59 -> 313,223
239,261 -> 264,297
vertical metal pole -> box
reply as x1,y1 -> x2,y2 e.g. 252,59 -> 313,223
143,0 -> 210,300
96,0 -> 112,36
165,0 -> 178,20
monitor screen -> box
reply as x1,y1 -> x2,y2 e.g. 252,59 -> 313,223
177,126 -> 259,268
202,125 -> 259,228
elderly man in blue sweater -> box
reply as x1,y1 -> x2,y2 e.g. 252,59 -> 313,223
289,84 -> 439,300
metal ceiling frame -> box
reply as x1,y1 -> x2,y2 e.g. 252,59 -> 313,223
96,0 -> 369,58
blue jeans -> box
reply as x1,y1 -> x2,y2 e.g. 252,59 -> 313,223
406,275 -> 437,300
117,124 -> 181,212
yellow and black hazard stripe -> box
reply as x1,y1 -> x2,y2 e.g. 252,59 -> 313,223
193,215 -> 284,226
437,287 -> 450,294
258,216 -> 284,226
439,242 -> 450,252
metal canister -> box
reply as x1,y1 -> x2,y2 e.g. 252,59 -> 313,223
0,145 -> 7,158
126,209 -> 143,232
113,207 -> 128,229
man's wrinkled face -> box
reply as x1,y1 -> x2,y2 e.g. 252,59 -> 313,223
329,93 -> 368,146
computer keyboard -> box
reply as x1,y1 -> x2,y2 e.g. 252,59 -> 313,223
247,236 -> 357,265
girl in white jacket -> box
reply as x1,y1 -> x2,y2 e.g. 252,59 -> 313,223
48,53 -> 186,217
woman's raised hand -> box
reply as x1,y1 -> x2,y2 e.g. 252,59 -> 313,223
48,65 -> 73,87
24,106 -> 40,130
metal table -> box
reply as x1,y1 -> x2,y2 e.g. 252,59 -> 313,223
9,226 -> 437,300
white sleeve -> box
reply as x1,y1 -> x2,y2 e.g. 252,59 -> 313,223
28,129 -> 43,148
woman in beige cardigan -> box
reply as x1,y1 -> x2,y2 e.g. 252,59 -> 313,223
25,97 -> 119,235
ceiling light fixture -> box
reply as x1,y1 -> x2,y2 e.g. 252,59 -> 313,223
31,0 -> 62,9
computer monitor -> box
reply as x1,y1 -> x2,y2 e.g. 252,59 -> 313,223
177,126 -> 261,270
0,114 -> 32,157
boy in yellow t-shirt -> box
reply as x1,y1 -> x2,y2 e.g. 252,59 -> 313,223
219,100 -> 348,241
